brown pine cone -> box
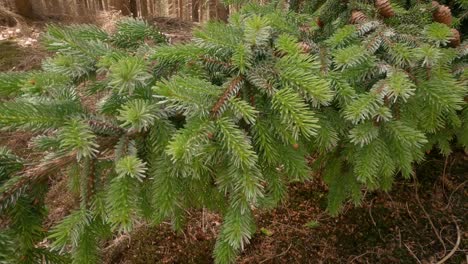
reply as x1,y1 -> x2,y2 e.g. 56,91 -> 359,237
449,29 -> 460,47
350,10 -> 367,24
433,4 -> 452,25
317,18 -> 324,28
375,0 -> 395,18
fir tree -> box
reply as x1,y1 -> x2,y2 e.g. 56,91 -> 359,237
0,3 -> 466,264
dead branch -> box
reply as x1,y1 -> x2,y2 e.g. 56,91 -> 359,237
349,251 -> 372,263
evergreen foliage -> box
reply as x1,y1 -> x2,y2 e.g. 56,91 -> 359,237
0,4 -> 466,264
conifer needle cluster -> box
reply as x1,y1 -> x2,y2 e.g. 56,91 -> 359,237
0,2 -> 466,263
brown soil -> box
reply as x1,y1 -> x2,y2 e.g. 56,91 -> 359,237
0,6 -> 21,27
150,17 -> 196,44
44,175 -> 79,228
0,40 -> 45,71
103,211 -> 221,264
0,8 -> 46,72
105,153 -> 467,264
0,131 -> 36,158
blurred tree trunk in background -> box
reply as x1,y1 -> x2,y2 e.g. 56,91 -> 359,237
6,0 -> 234,22
15,0 -> 34,18
114,0 -> 131,16
130,0 -> 138,16
168,0 -> 176,17
192,0 -> 199,21
140,0 -> 149,18
208,0 -> 217,19
217,0 -> 228,21
178,0 -> 183,18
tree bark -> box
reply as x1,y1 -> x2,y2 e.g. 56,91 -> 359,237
15,0 -> 34,18
192,0 -> 199,21
97,0 -> 104,10
140,0 -> 149,18
129,0 -> 138,17
216,0 -> 229,22
114,0 -> 131,16
208,0 -> 217,19
168,0 -> 175,17
178,0 -> 183,19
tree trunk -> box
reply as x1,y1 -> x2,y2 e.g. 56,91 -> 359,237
140,0 -> 148,18
192,0 -> 199,21
129,0 -> 138,17
51,0 -> 62,16
114,0 -> 131,16
216,0 -> 229,22
178,0 -> 183,19
208,0 -> 217,19
148,0 -> 154,16
15,0 -> 34,18
97,0 -> 104,10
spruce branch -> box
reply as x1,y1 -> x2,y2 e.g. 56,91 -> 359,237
201,56 -> 233,69
0,138 -> 118,210
271,88 -> 319,139
0,100 -> 83,131
87,119 -> 125,136
211,76 -> 245,117
0,151 -> 77,210
1,6 -> 466,264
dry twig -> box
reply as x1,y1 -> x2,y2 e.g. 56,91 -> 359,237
443,180 -> 467,210
436,218 -> 461,264
349,251 -> 372,263
404,243 -> 422,264
259,243 -> 292,263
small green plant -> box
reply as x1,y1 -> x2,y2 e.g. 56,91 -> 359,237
304,220 -> 320,229
260,227 -> 274,236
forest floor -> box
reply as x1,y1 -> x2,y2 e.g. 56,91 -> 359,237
0,12 -> 466,264
102,154 -> 467,264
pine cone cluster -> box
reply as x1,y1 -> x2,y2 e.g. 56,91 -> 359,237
375,0 -> 395,18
